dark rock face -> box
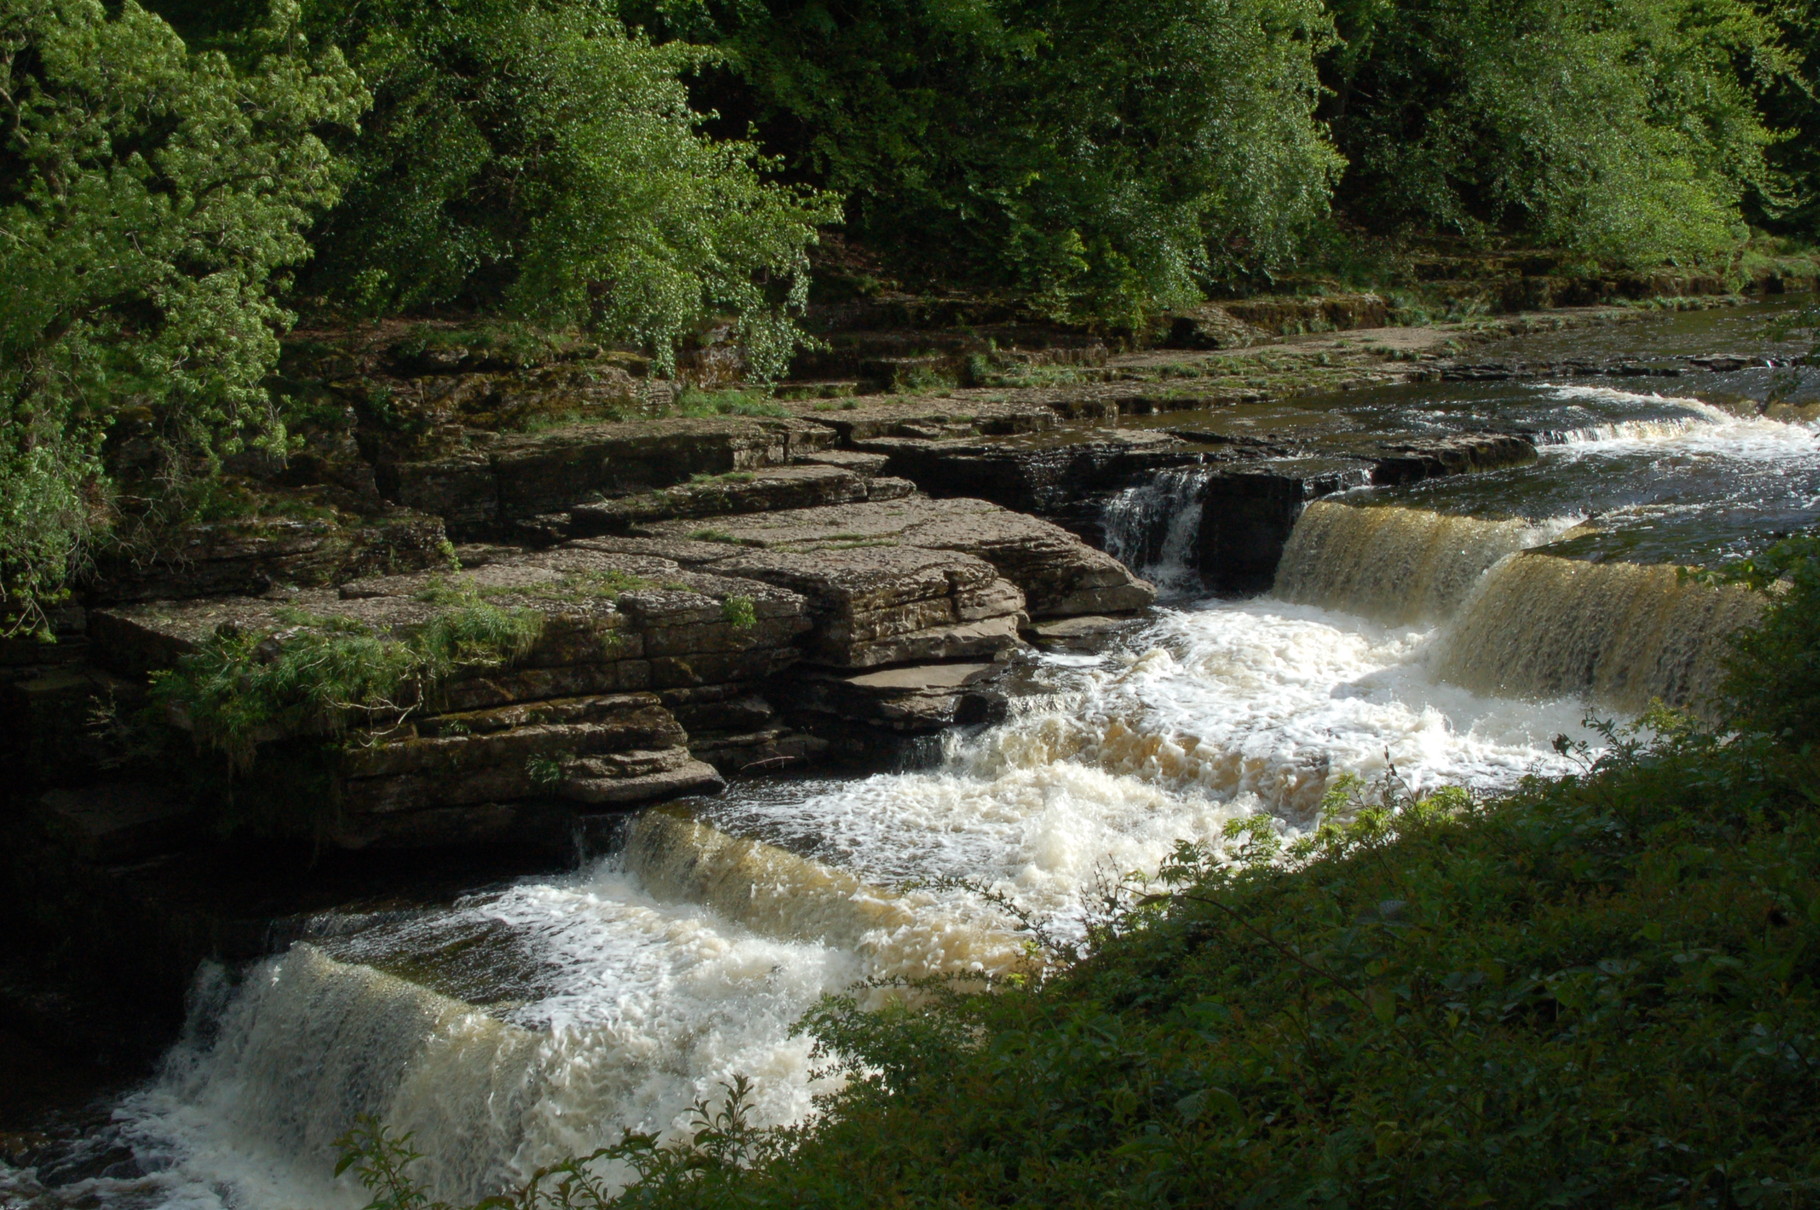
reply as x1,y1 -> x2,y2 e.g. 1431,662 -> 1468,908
853,429 -> 1198,521
390,417 -> 837,539
1197,459 -> 1376,595
84,508 -> 450,604
1367,433 -> 1537,485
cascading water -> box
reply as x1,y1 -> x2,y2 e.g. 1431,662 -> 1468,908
621,806 -> 1032,982
1431,554 -> 1764,714
1101,465 -> 1212,595
1273,501 -> 1581,625
13,305 -> 1820,1210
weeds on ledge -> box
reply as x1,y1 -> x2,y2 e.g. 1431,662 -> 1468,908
152,599 -> 542,770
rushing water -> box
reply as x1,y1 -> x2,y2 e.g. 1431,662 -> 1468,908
9,303 -> 1819,1209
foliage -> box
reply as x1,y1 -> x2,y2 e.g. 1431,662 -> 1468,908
526,753 -> 569,787
1325,0 -> 1789,264
626,0 -> 1340,327
294,0 -> 838,379
719,594 -> 757,630
670,387 -> 789,418
0,0 -> 361,633
1752,0 -> 1820,236
337,1076 -> 789,1210
1712,533 -> 1820,747
152,600 -> 543,770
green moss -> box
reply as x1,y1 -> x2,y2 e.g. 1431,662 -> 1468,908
500,569 -> 655,605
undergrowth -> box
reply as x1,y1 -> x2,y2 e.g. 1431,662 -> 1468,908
670,388 -> 789,419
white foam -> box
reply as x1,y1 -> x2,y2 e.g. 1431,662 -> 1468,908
87,881 -> 867,1209
706,599 -> 1599,941
1539,385 -> 1819,457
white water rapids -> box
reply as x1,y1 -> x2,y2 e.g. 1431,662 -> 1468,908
8,385 -> 1817,1210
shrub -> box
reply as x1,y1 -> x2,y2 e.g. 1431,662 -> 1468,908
720,594 -> 757,629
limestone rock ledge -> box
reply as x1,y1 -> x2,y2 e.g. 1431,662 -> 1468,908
82,494 -> 1152,848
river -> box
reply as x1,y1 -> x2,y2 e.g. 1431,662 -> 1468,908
6,300 -> 1818,1209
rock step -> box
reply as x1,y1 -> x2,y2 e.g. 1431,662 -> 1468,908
387,416 -> 838,539
626,495 -> 1155,619
567,464 -> 887,536
338,696 -> 683,779
794,661 -> 1010,733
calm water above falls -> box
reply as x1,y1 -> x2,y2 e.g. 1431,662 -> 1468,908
10,303 -> 1819,1209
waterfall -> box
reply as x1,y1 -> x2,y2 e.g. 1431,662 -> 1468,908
1432,553 -> 1764,714
143,945 -> 539,1207
1273,501 -> 1571,625
1534,417 -> 1704,446
97,811 -> 1035,1209
1101,465 -> 1212,594
622,807 -> 1032,982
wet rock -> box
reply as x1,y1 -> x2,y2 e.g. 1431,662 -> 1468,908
1198,457 -> 1374,594
853,428 -> 1197,518
1026,614 -> 1147,652
794,661 -> 1010,732
1367,433 -> 1537,485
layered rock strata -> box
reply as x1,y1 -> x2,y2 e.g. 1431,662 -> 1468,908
83,495 -> 1150,848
